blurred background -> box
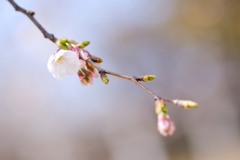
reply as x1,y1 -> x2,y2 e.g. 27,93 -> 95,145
1,0 -> 240,160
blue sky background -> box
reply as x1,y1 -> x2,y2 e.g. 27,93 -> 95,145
1,0 -> 240,160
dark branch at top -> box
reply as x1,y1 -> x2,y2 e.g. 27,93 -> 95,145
8,0 -> 57,43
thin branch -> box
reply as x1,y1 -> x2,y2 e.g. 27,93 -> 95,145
92,63 -> 132,81
8,0 -> 197,137
88,60 -> 173,102
8,0 -> 57,43
132,80 -> 159,99
8,0 -> 174,104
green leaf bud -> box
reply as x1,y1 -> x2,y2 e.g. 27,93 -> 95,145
143,75 -> 156,82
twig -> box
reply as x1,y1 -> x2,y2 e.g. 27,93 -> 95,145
8,0 -> 198,137
8,0 -> 174,104
88,60 -> 172,102
8,0 -> 57,43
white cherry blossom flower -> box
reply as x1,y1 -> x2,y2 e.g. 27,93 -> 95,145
47,49 -> 80,80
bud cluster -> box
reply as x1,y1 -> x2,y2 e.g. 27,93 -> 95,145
47,39 -> 102,85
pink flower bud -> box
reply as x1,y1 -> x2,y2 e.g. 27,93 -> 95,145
78,69 -> 95,86
157,114 -> 175,136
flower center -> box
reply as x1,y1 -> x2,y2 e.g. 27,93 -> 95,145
56,56 -> 64,64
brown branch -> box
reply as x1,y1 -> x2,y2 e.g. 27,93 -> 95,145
88,60 -> 173,103
8,0 -> 162,101
8,0 -> 57,43
8,0 -> 197,137
8,0 -> 187,107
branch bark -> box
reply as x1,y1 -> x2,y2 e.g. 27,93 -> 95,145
8,0 -> 57,43
88,60 -> 173,102
7,0 -> 198,137
7,0 -> 175,103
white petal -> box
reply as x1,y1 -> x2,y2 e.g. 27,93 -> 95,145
47,49 -> 80,80
47,55 -> 56,73
61,52 -> 80,75
54,49 -> 66,62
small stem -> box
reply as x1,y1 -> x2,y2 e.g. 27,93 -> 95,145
132,80 -> 173,103
89,60 -> 132,81
88,60 -> 174,102
8,0 -> 57,43
99,69 -> 132,81
8,0 -> 176,106
132,79 -> 158,98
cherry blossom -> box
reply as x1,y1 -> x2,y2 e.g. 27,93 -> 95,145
47,49 -> 81,80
